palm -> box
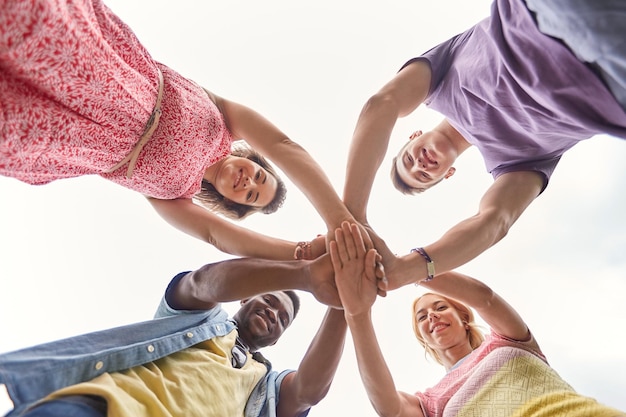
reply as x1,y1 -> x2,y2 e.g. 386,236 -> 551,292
330,222 -> 379,316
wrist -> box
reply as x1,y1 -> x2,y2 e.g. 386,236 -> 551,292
294,241 -> 312,260
411,247 -> 435,283
344,308 -> 372,325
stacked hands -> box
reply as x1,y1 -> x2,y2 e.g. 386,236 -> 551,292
307,222 -> 388,310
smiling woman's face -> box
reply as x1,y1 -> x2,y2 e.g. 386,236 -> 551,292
211,155 -> 278,207
414,294 -> 467,350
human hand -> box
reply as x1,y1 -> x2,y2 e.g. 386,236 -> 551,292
309,234 -> 327,259
330,222 -> 379,317
363,225 -> 404,293
307,254 -> 342,308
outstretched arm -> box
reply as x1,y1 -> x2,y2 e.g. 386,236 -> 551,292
147,197 -> 327,260
212,94 -> 356,233
385,170 -> 544,290
168,253 -> 342,311
276,307 -> 347,417
420,270 -> 538,347
332,222 -> 424,417
343,61 -> 432,223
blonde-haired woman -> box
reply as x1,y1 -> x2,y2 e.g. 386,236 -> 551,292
329,222 -> 624,417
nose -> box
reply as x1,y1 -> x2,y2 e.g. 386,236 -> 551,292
242,176 -> 255,188
265,307 -> 277,324
428,311 -> 439,321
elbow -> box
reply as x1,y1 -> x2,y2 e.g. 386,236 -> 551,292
470,280 -> 499,311
362,92 -> 403,118
481,208 -> 515,246
374,402 -> 402,417
180,264 -> 223,305
297,383 -> 332,408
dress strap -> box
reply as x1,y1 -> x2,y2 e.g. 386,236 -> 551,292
106,68 -> 165,178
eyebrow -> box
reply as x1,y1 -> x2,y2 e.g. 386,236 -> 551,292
402,152 -> 428,184
251,172 -> 266,204
416,300 -> 444,316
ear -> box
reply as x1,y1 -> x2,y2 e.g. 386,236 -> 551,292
444,167 -> 456,179
409,130 -> 423,140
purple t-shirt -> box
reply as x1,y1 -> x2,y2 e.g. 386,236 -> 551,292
404,0 -> 626,190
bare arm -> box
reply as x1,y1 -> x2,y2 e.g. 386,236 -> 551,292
332,223 -> 424,417
343,61 -> 432,223
213,94 -> 355,232
147,197 -> 297,260
386,170 -> 544,289
169,254 -> 342,310
276,308 -> 347,417
420,271 -> 536,344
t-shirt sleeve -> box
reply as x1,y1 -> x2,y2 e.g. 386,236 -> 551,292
399,31 -> 467,100
490,155 -> 560,194
154,271 -> 201,318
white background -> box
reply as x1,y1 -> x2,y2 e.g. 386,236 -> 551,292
1,0 -> 625,415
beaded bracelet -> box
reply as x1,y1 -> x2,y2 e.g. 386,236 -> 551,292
294,241 -> 312,260
410,247 -> 435,282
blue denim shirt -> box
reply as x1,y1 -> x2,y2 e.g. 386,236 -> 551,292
0,272 -> 304,417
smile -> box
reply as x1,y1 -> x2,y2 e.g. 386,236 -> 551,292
257,311 -> 270,331
233,169 -> 242,189
423,148 -> 437,165
431,323 -> 448,333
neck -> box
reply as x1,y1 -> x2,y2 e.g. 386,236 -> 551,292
203,157 -> 227,183
438,343 -> 474,372
435,119 -> 471,155
231,317 -> 258,352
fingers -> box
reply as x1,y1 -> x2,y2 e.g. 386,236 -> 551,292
363,249 -> 379,283
329,240 -> 341,271
334,221 -> 363,264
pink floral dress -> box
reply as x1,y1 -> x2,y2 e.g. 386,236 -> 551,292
0,0 -> 233,199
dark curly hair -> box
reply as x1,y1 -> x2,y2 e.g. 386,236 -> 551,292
193,143 -> 287,220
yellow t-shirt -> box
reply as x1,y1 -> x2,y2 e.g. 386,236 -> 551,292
45,330 -> 268,417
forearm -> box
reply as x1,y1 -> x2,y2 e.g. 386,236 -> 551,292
391,211 -> 508,289
268,140 -> 355,229
390,172 -> 542,288
420,271 -> 534,342
289,308 -> 347,404
171,259 -> 313,309
208,222 -> 297,260
345,311 -> 405,417
218,98 -> 354,230
148,197 -> 297,260
420,271 -> 496,309
343,94 -> 400,222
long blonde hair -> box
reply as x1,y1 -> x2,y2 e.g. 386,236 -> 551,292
411,293 -> 485,366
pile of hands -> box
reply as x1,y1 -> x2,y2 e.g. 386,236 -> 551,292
309,221 -> 394,314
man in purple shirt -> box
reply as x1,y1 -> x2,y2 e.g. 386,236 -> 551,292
343,0 -> 626,290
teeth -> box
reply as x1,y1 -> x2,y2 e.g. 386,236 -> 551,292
432,324 -> 447,332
